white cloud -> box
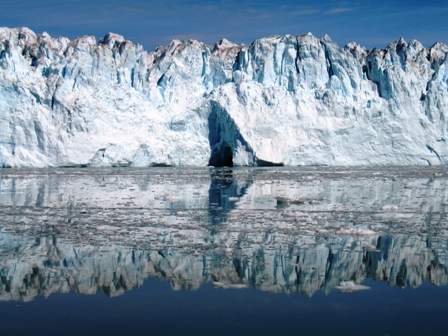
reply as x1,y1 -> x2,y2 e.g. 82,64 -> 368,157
325,7 -> 357,14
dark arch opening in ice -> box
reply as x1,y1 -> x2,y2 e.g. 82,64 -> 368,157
208,107 -> 233,167
209,140 -> 233,167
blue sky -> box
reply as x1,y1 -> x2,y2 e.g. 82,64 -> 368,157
1,0 -> 447,51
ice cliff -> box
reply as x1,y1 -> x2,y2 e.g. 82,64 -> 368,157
1,27 -> 448,167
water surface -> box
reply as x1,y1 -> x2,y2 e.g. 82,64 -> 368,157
1,167 -> 448,335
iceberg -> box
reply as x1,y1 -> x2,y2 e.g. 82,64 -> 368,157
335,281 -> 370,292
1,28 -> 448,167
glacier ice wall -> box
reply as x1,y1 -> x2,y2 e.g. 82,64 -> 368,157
1,27 -> 448,167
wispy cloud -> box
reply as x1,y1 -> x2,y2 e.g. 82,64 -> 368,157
325,7 -> 357,14
289,8 -> 321,16
116,5 -> 153,15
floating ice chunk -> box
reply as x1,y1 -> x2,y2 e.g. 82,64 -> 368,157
96,225 -> 120,231
335,281 -> 370,292
381,205 -> 398,211
316,229 -> 330,234
226,284 -> 249,289
109,236 -> 126,241
213,282 -> 249,289
336,228 -> 376,236
213,281 -> 225,287
372,213 -> 413,220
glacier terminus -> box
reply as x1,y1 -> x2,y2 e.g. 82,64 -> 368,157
0,27 -> 448,167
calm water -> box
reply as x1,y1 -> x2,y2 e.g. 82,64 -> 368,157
1,167 -> 448,335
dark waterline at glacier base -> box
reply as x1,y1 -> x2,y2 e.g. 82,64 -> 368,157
1,166 -> 448,335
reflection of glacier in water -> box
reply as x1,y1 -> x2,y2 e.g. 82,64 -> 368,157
1,167 -> 448,301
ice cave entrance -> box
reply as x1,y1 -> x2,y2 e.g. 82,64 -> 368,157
209,141 -> 233,167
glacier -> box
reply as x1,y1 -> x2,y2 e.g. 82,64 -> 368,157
0,27 -> 448,167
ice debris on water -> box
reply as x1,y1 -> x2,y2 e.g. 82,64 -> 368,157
336,228 -> 377,236
96,225 -> 121,231
335,281 -> 370,292
1,167 -> 448,301
381,205 -> 399,211
213,282 -> 249,289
